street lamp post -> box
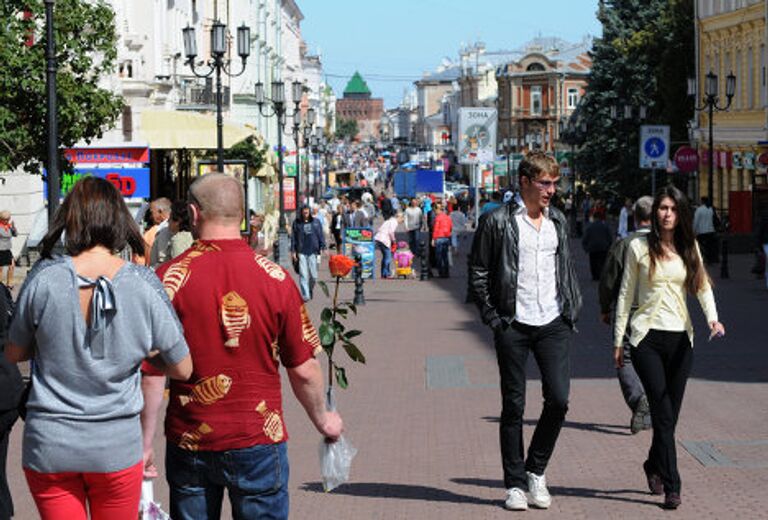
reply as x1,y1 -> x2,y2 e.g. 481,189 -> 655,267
183,21 -> 251,172
255,80 -> 304,265
292,108 -> 315,207
44,0 -> 60,222
688,71 -> 736,208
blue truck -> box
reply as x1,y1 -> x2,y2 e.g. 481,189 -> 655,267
393,169 -> 445,199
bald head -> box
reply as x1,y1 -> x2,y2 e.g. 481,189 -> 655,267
189,173 -> 244,225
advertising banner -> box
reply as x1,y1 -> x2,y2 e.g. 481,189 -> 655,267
64,147 -> 150,164
46,167 -> 150,199
458,108 -> 497,165
343,227 -> 375,279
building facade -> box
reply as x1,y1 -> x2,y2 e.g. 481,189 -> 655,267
694,0 -> 768,231
335,72 -> 385,142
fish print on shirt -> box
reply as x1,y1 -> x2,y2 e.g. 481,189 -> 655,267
300,304 -> 323,356
178,374 -> 232,407
254,254 -> 286,281
221,291 -> 251,347
256,400 -> 284,442
178,422 -> 213,451
163,241 -> 222,300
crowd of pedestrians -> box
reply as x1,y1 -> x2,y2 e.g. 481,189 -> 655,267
0,149 -> 752,517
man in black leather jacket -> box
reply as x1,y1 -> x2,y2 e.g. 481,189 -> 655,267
468,152 -> 582,511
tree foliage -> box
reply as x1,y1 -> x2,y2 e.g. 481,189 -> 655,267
204,136 -> 268,173
0,0 -> 123,173
334,118 -> 359,142
578,0 -> 695,199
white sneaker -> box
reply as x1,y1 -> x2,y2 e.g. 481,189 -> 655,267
526,471 -> 552,509
504,487 -> 528,511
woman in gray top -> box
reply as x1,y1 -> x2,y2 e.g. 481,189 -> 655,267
5,177 -> 193,519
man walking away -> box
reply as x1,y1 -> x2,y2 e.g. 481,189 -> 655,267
405,198 -> 424,257
693,197 -> 717,264
598,196 -> 654,433
292,205 -> 326,302
142,174 -> 342,520
431,202 -> 452,278
469,152 -> 582,511
582,212 -> 613,281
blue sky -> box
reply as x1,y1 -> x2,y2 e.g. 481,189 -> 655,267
300,0 -> 602,108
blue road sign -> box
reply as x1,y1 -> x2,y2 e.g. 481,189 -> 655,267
644,137 -> 665,158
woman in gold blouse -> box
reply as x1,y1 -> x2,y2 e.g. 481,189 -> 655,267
614,186 -> 725,510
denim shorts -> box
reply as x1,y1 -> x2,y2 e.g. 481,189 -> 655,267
166,441 -> 289,520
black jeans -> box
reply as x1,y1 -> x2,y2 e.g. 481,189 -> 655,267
589,250 -> 608,281
494,317 -> 571,489
631,330 -> 693,494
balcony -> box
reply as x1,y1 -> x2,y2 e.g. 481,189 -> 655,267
176,76 -> 230,112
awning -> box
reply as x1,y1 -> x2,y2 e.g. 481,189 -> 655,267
139,110 -> 253,150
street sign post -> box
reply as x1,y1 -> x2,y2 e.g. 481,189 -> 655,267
640,125 -> 670,194
458,107 -> 497,227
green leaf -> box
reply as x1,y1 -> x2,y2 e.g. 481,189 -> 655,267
332,320 -> 346,333
318,281 -> 330,298
334,365 -> 349,389
336,308 -> 348,318
319,323 -> 335,347
342,341 -> 366,364
344,330 -> 363,340
320,308 -> 333,323
347,303 -> 358,315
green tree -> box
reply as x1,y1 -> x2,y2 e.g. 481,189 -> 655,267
578,0 -> 694,199
0,0 -> 122,173
204,136 -> 268,173
335,118 -> 358,142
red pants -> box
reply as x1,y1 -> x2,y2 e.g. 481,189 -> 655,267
24,461 -> 142,520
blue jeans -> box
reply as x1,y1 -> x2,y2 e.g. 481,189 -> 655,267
434,237 -> 451,277
298,253 -> 318,301
166,442 -> 289,520
376,241 -> 392,278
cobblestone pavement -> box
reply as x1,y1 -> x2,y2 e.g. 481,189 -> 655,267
5,232 -> 768,519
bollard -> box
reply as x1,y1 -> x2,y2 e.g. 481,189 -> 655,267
420,239 -> 430,281
720,238 -> 729,279
353,252 -> 366,305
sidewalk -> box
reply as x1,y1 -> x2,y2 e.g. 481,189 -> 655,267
5,234 -> 768,519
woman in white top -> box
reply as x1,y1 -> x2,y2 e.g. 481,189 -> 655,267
614,186 -> 725,510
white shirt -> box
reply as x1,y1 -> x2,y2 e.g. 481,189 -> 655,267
405,207 -> 423,231
514,207 -> 561,326
618,207 -> 630,238
693,205 -> 715,235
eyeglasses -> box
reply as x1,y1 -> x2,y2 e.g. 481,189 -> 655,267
532,179 -> 560,191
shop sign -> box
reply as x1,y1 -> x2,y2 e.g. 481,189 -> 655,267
64,147 -> 149,164
743,152 -> 756,170
732,152 -> 742,169
673,146 -> 698,173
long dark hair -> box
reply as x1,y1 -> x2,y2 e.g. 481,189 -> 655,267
41,177 -> 145,258
170,200 -> 192,232
647,186 -> 709,294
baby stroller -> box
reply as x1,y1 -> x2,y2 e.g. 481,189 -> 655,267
393,241 -> 415,279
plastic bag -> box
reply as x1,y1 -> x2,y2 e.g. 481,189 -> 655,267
318,388 -> 357,492
139,480 -> 170,520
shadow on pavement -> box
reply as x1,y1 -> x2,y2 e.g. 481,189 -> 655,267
481,417 -> 631,436
300,482 -> 499,507
450,478 -> 660,507
415,230 -> 768,384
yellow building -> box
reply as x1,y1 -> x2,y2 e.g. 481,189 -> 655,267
695,0 -> 767,233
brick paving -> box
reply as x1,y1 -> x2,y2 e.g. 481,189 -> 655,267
5,232 -> 768,519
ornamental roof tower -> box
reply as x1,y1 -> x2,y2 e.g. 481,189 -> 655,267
343,71 -> 372,99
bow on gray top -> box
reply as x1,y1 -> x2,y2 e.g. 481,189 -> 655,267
76,275 -> 117,359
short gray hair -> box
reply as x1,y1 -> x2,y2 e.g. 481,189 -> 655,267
189,173 -> 244,223
633,196 -> 653,224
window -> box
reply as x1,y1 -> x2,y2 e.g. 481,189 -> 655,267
531,86 -> 542,116
748,47 -> 754,109
735,50 -> 741,108
567,87 -> 579,109
527,63 -> 545,72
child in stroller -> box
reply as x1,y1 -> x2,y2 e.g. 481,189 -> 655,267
393,241 -> 415,279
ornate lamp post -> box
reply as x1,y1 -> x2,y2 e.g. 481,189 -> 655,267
255,80 -> 304,265
182,20 -> 251,172
688,71 -> 736,207
292,107 -> 315,206
44,0 -> 60,222
310,127 -> 328,200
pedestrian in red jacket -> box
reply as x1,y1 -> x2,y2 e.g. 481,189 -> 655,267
431,202 -> 453,278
